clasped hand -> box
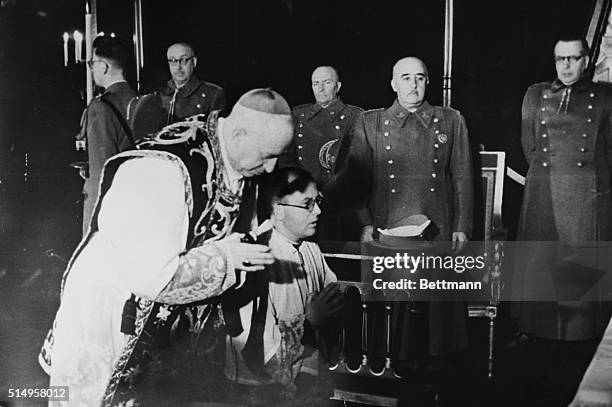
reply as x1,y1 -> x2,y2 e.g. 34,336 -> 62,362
306,283 -> 344,329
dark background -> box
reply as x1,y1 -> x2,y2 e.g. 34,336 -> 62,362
0,0 -> 596,257
0,0 -> 600,404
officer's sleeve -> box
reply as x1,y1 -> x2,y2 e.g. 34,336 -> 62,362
450,113 -> 474,236
87,100 -> 120,186
97,157 -> 235,303
327,112 -> 373,226
521,87 -> 539,165
212,88 -> 227,116
277,113 -> 299,168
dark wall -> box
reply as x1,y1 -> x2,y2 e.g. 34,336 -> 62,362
0,0 -> 599,253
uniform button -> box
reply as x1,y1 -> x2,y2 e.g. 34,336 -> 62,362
434,143 -> 439,148
583,134 -> 588,138
577,162 -> 583,167
435,130 -> 440,134
385,145 -> 391,150
542,133 -> 547,138
384,132 -> 389,136
389,174 -> 395,179
590,93 -> 595,98
297,145 -> 303,149
588,105 -> 593,109
433,158 -> 439,163
541,120 -> 546,125
430,187 -> 436,192
340,114 -> 345,120
541,107 -> 546,112
298,156 -> 303,161
300,113 -> 305,117
201,93 -> 206,98
542,162 -> 548,167
433,118 -> 439,123
542,148 -> 548,152
388,159 -> 393,164
580,148 -> 586,152
196,104 -> 202,109
543,94 -> 549,99
299,123 -> 304,128
298,133 -> 303,138
335,125 -> 340,130
384,120 -> 390,125
587,118 -> 592,123
391,189 -> 396,193
432,173 -> 437,178
330,111 -> 335,115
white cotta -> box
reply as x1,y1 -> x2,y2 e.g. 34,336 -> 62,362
49,157 -> 190,406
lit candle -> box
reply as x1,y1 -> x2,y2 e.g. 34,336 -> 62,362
63,32 -> 69,67
74,30 -> 83,63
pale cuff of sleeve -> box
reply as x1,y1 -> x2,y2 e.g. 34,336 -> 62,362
211,240 -> 237,291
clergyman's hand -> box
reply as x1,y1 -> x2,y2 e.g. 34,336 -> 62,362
306,283 -> 343,329
222,233 -> 274,272
451,231 -> 468,254
360,225 -> 374,243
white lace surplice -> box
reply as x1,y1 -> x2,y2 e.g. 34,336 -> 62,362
225,229 -> 337,387
50,157 -> 192,406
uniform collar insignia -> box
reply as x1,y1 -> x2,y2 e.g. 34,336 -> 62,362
389,99 -> 433,128
550,76 -> 591,93
165,75 -> 202,97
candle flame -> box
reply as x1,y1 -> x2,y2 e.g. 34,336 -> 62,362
74,30 -> 83,41
63,32 -> 70,41
85,1 -> 89,14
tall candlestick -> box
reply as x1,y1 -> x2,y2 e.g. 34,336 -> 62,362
63,32 -> 69,67
85,2 -> 93,103
74,30 -> 83,63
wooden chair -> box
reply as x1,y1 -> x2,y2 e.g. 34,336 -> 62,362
466,151 -> 506,379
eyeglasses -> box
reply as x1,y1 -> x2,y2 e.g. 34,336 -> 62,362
167,56 -> 194,66
277,194 -> 324,213
87,59 -> 106,69
554,55 -> 584,65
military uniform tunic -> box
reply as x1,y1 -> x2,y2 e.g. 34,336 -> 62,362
157,75 -> 226,124
348,100 -> 473,240
513,78 -> 612,340
290,98 -> 363,186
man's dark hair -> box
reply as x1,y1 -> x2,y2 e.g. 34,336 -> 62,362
93,35 -> 133,73
267,166 -> 316,211
555,35 -> 590,56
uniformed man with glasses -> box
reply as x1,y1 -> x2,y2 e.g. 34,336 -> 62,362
157,42 -> 226,124
513,35 -> 612,342
81,34 -> 137,234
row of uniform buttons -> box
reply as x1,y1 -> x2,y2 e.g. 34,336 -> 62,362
539,91 -> 595,168
294,116 -> 345,163
383,118 -> 439,194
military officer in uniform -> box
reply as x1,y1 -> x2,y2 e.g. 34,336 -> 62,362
336,57 -> 474,359
512,36 -> 612,341
82,35 -> 137,235
289,66 -> 363,240
157,42 -> 226,124
346,57 -> 473,250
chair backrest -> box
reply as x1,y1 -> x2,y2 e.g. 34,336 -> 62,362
479,151 -> 506,243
